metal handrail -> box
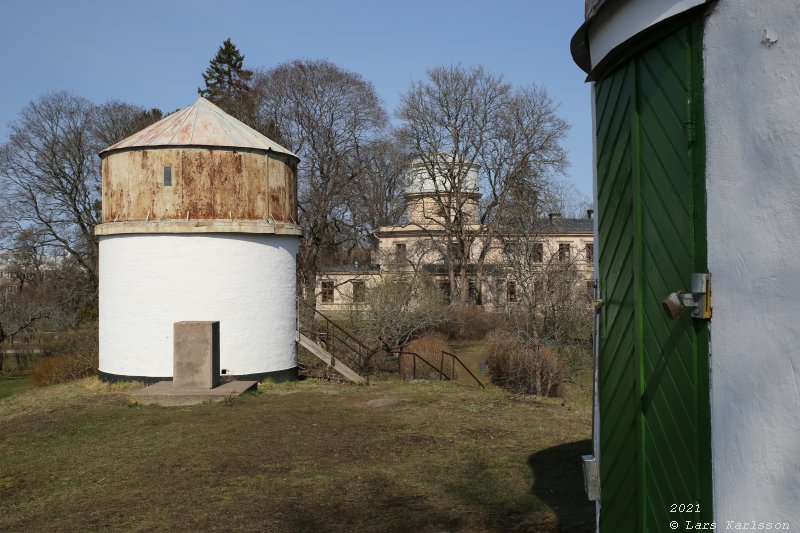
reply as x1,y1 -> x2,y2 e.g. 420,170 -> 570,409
393,350 -> 451,382
299,301 -> 373,352
441,350 -> 485,389
298,301 -> 381,373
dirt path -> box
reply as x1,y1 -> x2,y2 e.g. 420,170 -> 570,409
449,341 -> 492,388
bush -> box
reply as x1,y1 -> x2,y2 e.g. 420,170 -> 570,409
438,307 -> 503,341
485,330 -> 564,396
31,330 -> 98,387
401,333 -> 453,380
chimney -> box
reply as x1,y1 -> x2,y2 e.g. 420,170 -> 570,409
587,209 -> 594,219
548,213 -> 562,221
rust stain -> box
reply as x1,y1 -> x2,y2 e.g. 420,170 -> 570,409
270,185 -> 286,221
101,147 -> 296,223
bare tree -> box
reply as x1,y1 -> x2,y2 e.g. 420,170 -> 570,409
251,60 -> 390,305
498,179 -> 593,347
398,65 -> 569,305
91,101 -> 163,149
352,136 -> 410,234
0,92 -> 102,287
350,274 -> 451,354
0,93 -> 163,293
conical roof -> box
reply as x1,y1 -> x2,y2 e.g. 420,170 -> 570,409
99,97 -> 297,159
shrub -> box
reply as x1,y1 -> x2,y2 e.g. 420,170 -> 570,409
485,330 -> 564,396
31,330 -> 98,387
351,275 -> 451,352
401,333 -> 453,380
438,307 -> 503,341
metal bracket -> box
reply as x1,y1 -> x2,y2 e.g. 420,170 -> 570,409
662,273 -> 711,320
582,455 -> 600,501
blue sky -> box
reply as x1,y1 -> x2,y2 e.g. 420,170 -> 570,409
0,0 -> 592,198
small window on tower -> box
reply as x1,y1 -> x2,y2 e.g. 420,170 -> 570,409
163,166 -> 172,187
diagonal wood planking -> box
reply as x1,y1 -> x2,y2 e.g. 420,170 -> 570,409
594,20 -> 711,531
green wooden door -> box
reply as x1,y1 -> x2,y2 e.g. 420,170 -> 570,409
594,19 -> 712,532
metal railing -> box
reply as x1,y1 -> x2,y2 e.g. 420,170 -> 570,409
441,350 -> 485,389
394,350 -> 452,382
392,348 -> 484,389
297,300 -> 485,389
297,301 -> 380,374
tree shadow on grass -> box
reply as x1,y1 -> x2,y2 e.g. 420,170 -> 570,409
528,439 -> 594,532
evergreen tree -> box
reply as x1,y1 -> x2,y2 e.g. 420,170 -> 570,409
198,38 -> 253,115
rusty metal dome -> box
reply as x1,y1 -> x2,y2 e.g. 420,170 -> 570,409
99,97 -> 297,159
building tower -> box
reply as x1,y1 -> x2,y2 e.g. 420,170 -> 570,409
404,156 -> 480,227
96,97 -> 301,382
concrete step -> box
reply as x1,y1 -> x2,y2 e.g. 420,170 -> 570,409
130,380 -> 257,406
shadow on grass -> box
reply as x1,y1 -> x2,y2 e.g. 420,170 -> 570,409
528,439 -> 594,533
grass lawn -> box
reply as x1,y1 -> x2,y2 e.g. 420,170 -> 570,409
0,376 -> 593,532
0,375 -> 33,400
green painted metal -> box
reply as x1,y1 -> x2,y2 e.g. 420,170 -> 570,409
595,19 -> 712,532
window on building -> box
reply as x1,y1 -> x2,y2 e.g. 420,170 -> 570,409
558,243 -> 571,263
439,280 -> 451,300
507,281 -> 517,303
352,281 -> 365,303
449,241 -> 463,262
163,165 -> 172,187
532,242 -> 544,263
321,281 -> 334,303
585,243 -> 594,263
585,280 -> 595,302
394,242 -> 407,263
468,279 -> 482,306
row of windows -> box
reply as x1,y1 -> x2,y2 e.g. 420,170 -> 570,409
392,242 -> 593,263
319,278 -> 594,305
320,280 -> 365,303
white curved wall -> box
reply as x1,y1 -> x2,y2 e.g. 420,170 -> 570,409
705,0 -> 800,525
99,233 -> 298,378
588,0 -> 707,68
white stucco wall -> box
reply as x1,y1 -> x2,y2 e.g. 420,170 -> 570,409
99,233 -> 298,378
705,0 -> 800,525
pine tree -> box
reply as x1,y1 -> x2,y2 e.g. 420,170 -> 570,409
198,38 -> 253,114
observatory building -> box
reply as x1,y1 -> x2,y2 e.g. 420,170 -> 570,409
96,97 -> 301,383
404,155 -> 480,226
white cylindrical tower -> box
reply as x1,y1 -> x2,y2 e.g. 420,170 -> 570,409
96,97 -> 301,382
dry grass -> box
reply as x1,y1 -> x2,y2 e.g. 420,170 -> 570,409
401,332 -> 453,380
0,377 -> 593,532
485,331 -> 566,397
0,377 -> 142,424
30,330 -> 99,386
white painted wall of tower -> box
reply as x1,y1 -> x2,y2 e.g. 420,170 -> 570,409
705,0 -> 800,524
99,233 -> 298,378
